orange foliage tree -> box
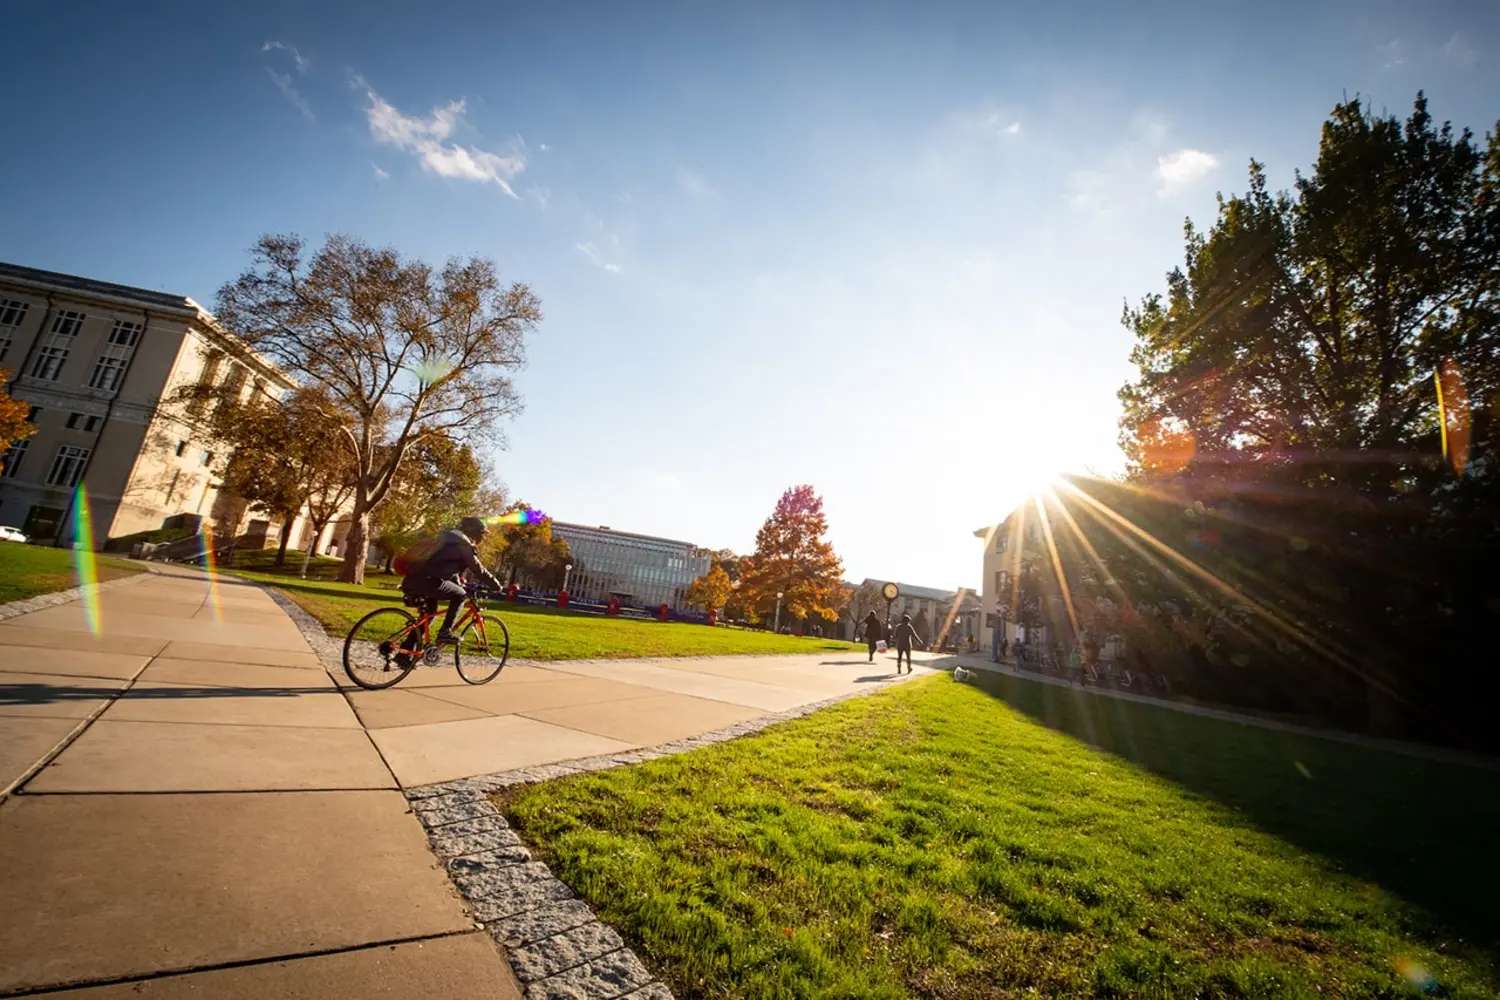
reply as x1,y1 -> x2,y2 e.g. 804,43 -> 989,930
0,371 -> 36,462
739,485 -> 845,626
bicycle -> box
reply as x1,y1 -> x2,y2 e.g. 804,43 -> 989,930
342,584 -> 510,690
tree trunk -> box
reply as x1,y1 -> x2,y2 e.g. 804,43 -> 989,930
274,515 -> 293,567
338,509 -> 370,584
300,525 -> 323,579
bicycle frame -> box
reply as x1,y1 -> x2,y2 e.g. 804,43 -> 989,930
393,593 -> 488,656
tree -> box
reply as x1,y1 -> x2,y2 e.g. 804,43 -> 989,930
685,562 -> 733,611
845,580 -> 888,629
201,386 -> 355,567
372,436 -> 487,573
738,485 -> 846,624
0,372 -> 35,462
1106,93 -> 1500,749
487,502 -> 572,590
215,234 -> 540,584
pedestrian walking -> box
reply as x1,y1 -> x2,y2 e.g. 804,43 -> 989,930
892,613 -> 924,674
861,611 -> 885,662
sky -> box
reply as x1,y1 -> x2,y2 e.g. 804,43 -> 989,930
3,1 -> 1496,590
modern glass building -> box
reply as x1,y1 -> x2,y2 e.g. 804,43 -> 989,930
549,522 -> 712,609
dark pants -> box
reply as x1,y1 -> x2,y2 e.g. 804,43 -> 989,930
896,645 -> 913,671
404,576 -> 467,635
867,638 -> 880,661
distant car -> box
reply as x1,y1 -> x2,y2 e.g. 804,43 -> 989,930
0,526 -> 27,544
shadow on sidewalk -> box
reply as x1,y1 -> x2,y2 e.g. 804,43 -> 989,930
0,681 -> 328,707
956,666 -> 1500,958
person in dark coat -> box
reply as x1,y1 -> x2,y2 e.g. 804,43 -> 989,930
891,613 -> 924,674
861,611 -> 885,662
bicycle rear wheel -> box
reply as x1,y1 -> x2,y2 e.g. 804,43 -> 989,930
455,612 -> 510,684
344,607 -> 421,690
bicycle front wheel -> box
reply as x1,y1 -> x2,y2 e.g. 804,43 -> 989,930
344,607 -> 420,690
455,612 -> 510,684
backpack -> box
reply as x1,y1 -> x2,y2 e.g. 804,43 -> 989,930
393,533 -> 446,578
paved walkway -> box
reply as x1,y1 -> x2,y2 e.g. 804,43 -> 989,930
0,564 -> 935,996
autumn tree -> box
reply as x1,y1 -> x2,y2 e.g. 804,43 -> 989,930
685,562 -> 733,611
487,503 -> 572,590
738,485 -> 846,625
216,234 -> 540,584
199,386 -> 356,567
372,436 -> 489,572
0,372 -> 36,463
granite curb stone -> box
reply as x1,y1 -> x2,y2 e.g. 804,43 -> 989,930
398,670 -> 919,1000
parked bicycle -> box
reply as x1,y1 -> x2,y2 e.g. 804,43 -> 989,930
342,584 -> 510,690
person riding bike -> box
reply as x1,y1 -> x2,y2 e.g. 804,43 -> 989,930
399,517 -> 503,646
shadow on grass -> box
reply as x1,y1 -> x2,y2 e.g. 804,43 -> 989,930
957,665 -> 1500,956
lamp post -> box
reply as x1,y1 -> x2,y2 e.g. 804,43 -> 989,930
562,563 -> 573,593
774,591 -> 784,633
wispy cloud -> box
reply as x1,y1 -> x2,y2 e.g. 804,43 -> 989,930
1156,149 -> 1218,187
261,40 -> 312,120
266,69 -> 314,120
575,242 -> 622,273
676,167 -> 718,200
1377,38 -> 1405,69
949,104 -> 1023,137
359,83 -> 526,196
372,163 -> 390,181
1440,32 -> 1478,69
262,41 -> 309,73
526,186 -> 551,209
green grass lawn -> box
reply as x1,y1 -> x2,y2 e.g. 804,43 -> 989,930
501,670 -> 1500,999
217,547 -> 862,660
0,543 -> 143,604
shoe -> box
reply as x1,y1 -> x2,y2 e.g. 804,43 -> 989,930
436,630 -> 460,646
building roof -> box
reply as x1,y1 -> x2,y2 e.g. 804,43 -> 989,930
550,520 -> 705,552
861,578 -> 966,603
0,261 -> 200,315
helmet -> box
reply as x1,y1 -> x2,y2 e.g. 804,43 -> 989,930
459,516 -> 487,543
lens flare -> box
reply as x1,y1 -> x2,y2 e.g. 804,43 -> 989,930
1393,956 -> 1436,992
71,483 -> 102,637
411,355 -> 455,386
200,523 -> 224,623
484,508 -> 549,526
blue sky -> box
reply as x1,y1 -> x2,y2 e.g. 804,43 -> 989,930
3,1 -> 1496,589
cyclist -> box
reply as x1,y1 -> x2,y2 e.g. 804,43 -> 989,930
399,516 -> 504,645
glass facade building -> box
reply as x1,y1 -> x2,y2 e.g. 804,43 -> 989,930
550,522 -> 712,609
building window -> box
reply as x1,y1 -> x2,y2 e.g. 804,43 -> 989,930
165,469 -> 181,503
175,440 -> 188,457
0,298 -> 27,329
65,412 -> 102,432
47,445 -> 90,487
0,439 -> 28,478
107,319 -> 142,347
0,298 -> 27,362
186,351 -> 223,416
200,450 -> 214,467
51,310 -> 86,337
29,342 -> 70,381
87,319 -> 142,391
23,504 -> 65,540
89,355 -> 127,391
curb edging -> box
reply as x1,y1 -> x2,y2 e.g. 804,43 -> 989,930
404,675 -> 921,1000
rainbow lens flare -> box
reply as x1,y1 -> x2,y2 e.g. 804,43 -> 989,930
200,523 -> 225,622
485,508 -> 548,526
71,483 -> 102,637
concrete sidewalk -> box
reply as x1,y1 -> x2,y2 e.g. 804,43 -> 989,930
2,565 -> 935,997
0,563 -> 522,998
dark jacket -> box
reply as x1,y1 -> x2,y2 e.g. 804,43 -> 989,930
405,530 -> 496,588
862,612 -> 884,642
892,621 -> 921,649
